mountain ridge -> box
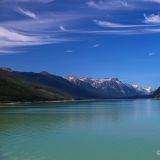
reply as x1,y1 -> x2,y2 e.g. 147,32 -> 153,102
65,76 -> 154,97
0,68 -> 157,103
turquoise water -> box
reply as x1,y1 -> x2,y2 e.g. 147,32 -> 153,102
0,99 -> 160,160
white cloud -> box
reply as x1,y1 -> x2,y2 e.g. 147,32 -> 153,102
0,27 -> 37,42
87,0 -> 129,10
92,44 -> 100,48
65,50 -> 73,53
85,29 -> 140,35
54,26 -> 160,36
144,13 -> 160,24
0,11 -> 86,55
18,7 -> 38,19
144,0 -> 160,3
0,26 -> 71,54
59,26 -> 66,31
2,11 -> 89,33
94,20 -> 129,28
6,0 -> 55,3
2,0 -> 160,55
94,19 -> 152,28
0,50 -> 21,55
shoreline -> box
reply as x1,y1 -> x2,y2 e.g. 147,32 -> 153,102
0,99 -> 97,107
0,98 -> 157,107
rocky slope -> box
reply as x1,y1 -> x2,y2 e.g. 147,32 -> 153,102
65,76 -> 154,98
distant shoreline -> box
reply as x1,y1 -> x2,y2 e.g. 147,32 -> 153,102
0,97 -> 156,107
0,99 -> 97,107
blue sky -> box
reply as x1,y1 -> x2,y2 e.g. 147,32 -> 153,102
0,0 -> 160,88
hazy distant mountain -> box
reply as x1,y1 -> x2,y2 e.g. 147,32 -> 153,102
65,76 -> 154,98
130,84 -> 154,95
152,87 -> 160,98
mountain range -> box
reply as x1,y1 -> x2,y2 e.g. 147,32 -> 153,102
65,76 -> 153,98
0,67 -> 158,103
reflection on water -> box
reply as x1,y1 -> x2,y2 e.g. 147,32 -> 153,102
0,99 -> 160,160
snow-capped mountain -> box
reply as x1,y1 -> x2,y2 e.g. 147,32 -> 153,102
130,85 -> 154,95
65,76 -> 154,98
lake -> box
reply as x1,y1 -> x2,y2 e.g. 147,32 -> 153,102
0,99 -> 160,160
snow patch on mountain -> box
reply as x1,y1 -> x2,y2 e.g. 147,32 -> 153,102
131,84 -> 154,95
65,76 -> 154,96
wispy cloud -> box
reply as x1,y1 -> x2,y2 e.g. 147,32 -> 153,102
84,29 -> 143,35
0,49 -> 22,55
144,13 -> 160,24
94,20 -> 128,28
78,27 -> 160,35
17,7 -> 38,19
87,0 -> 160,11
0,26 -> 72,54
3,0 -> 55,3
87,0 -> 130,10
0,26 -> 37,44
94,19 -> 154,28
92,44 -> 100,48
59,26 -> 66,31
144,0 -> 160,4
2,0 -> 160,56
65,50 -> 73,53
0,10 -> 88,54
